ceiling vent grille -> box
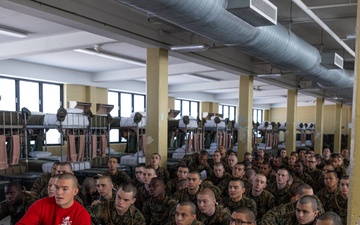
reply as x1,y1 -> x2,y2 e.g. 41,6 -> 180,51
227,0 -> 277,26
321,53 -> 344,69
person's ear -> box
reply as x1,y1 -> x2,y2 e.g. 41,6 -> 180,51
131,197 -> 136,205
73,187 -> 79,196
314,210 -> 319,218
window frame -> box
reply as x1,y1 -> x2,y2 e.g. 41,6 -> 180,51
174,98 -> 199,118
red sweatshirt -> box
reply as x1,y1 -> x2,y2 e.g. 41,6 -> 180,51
16,196 -> 91,225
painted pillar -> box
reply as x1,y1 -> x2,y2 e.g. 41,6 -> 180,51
285,89 -> 297,152
146,48 -> 168,167
333,103 -> 343,153
237,76 -> 253,161
314,98 -> 324,154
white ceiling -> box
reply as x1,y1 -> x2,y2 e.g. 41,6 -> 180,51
0,0 -> 356,109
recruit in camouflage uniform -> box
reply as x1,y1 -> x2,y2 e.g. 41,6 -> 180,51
165,178 -> 181,195
132,178 -> 143,190
222,195 -> 257,217
330,192 -> 348,225
247,188 -> 275,222
173,182 -> 221,206
89,189 -> 116,225
142,196 -> 177,225
205,172 -> 232,196
316,186 -> 340,211
135,185 -> 151,211
179,153 -> 212,176
267,183 -> 290,206
0,191 -> 38,225
109,204 -> 146,225
196,205 -> 230,225
103,169 -> 132,187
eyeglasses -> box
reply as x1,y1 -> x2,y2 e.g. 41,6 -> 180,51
228,217 -> 254,225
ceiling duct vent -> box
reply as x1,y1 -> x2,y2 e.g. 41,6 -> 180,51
321,53 -> 344,69
226,0 -> 277,26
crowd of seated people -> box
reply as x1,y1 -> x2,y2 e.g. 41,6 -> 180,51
0,147 -> 349,225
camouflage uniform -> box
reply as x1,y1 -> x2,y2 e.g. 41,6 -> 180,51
135,185 -> 151,211
30,172 -> 51,197
316,186 -> 340,211
173,182 -> 221,206
343,158 -> 350,168
222,196 -> 257,217
109,204 -> 146,225
132,178 -> 143,190
178,154 -> 212,176
89,189 -> 117,225
165,178 -> 180,195
155,166 -> 170,184
305,168 -> 323,192
103,169 -> 132,187
329,193 -> 347,225
0,191 -> 38,225
335,166 -> 346,179
261,199 -> 323,225
247,189 -> 275,222
295,172 -> 314,187
205,172 -> 232,195
142,196 -> 177,225
197,205 -> 230,225
267,182 -> 290,206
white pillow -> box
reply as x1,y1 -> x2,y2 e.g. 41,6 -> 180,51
29,151 -> 52,158
66,108 -> 84,114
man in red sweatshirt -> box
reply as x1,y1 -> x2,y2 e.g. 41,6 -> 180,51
16,173 -> 91,225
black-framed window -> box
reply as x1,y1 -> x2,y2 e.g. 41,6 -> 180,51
108,91 -> 146,142
174,99 -> 199,119
0,76 -> 63,144
218,104 -> 236,121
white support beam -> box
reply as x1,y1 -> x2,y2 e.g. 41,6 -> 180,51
0,32 -> 114,60
91,62 -> 215,82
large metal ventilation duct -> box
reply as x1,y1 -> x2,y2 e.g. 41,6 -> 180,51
114,0 -> 354,89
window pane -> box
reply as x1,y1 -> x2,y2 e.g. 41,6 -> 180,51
120,93 -> 132,117
43,84 -> 60,113
218,105 -> 222,115
134,95 -> 145,112
253,109 -> 257,123
257,110 -> 263,123
0,78 -> 16,110
20,81 -> 39,112
110,129 -> 119,142
229,107 -> 235,121
108,92 -> 119,117
175,100 -> 181,119
190,102 -> 198,118
224,106 -> 229,119
182,100 -> 189,116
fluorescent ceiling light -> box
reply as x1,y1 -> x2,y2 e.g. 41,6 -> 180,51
170,44 -> 210,52
74,49 -> 146,67
0,27 -> 28,38
256,73 -> 282,78
346,33 -> 356,40
183,74 -> 220,82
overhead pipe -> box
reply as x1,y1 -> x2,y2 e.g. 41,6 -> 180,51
114,0 -> 354,89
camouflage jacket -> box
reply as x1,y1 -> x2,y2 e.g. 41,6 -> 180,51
305,168 -> 324,192
222,196 -> 257,217
0,191 -> 38,225
103,169 -> 132,187
142,196 -> 177,225
262,210 -> 317,225
247,189 -> 275,221
197,205 -> 231,225
173,182 -> 221,206
165,178 -> 180,195
316,187 -> 340,211
89,189 -> 117,225
205,172 -> 232,194
330,193 -> 348,225
178,154 -> 212,176
267,182 -> 290,206
295,172 -> 315,187
132,178 -> 143,190
155,166 -> 170,184
135,185 -> 151,211
109,205 -> 146,225
30,172 -> 51,197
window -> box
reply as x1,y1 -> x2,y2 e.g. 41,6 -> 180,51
219,104 -> 236,121
0,78 -> 16,111
0,76 -> 63,144
108,91 -> 146,142
175,99 -> 199,119
253,109 -> 263,124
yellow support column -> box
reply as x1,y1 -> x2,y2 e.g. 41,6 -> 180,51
285,89 -> 297,152
348,2 -> 360,223
314,98 -> 324,154
333,103 -> 343,153
237,76 -> 253,161
146,48 -> 168,167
